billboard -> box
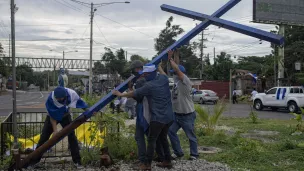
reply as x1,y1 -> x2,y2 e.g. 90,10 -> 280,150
253,0 -> 304,26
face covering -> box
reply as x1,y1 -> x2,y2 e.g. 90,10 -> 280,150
132,70 -> 142,78
57,98 -> 66,104
145,71 -> 157,81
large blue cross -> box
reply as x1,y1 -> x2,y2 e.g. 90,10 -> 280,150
18,0 -> 284,168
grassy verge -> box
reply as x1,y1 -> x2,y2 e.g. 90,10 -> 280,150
177,117 -> 304,171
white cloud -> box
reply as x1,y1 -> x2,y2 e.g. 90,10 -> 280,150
0,0 -> 277,63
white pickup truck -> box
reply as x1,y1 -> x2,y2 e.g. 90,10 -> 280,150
253,86 -> 304,113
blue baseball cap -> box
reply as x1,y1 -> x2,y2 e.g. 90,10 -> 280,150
170,65 -> 186,73
54,86 -> 67,99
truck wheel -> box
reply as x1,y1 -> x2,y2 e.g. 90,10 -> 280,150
254,100 -> 263,111
288,101 -> 298,113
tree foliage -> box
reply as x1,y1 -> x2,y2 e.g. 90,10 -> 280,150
93,61 -> 106,75
102,47 -> 128,78
154,16 -> 184,54
130,54 -> 149,64
0,43 -> 9,77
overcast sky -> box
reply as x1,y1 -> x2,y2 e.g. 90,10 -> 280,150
0,0 -> 276,62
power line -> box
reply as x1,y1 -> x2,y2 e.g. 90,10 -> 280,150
69,0 -> 91,8
0,38 -> 90,42
94,19 -> 111,46
95,13 -> 155,39
70,0 -> 91,6
0,23 -> 88,27
62,0 -> 83,11
93,39 -> 137,56
72,23 -> 90,49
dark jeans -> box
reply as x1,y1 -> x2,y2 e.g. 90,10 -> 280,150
233,95 -> 238,104
135,120 -> 164,163
146,121 -> 172,164
31,115 -> 81,165
168,112 -> 199,157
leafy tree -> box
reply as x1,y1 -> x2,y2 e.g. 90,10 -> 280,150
102,47 -> 128,78
16,63 -> 34,84
213,52 -> 234,81
130,54 -> 149,64
93,61 -> 106,75
236,55 -> 274,77
154,16 -> 201,78
154,16 -> 184,54
178,44 -> 201,78
0,43 -> 8,77
271,26 -> 304,84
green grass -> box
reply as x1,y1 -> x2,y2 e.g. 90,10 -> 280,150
178,117 -> 304,171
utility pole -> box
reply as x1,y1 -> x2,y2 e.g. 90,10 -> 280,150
277,25 -> 285,86
9,34 -> 10,57
11,0 -> 18,148
199,29 -> 208,79
200,31 -> 204,79
53,57 -> 56,87
67,0 -> 130,96
63,51 -> 65,70
125,51 -> 128,61
213,47 -> 216,63
89,2 -> 94,96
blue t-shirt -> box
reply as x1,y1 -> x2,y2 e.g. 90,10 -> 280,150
134,74 -> 174,124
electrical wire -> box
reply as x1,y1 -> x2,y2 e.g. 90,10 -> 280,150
95,13 -> 155,39
94,19 -> 111,46
0,38 -> 90,42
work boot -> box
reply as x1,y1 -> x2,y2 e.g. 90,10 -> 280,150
156,161 -> 173,169
133,163 -> 151,170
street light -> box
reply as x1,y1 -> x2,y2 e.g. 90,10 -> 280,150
87,1 -> 130,96
93,1 -> 130,7
49,49 -> 78,70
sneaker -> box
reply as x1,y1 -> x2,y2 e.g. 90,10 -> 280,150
74,163 -> 84,169
171,153 -> 183,160
189,156 -> 198,160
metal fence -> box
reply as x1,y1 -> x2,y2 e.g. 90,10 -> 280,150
0,112 -> 114,162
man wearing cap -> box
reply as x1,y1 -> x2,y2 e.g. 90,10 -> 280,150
113,64 -> 174,170
129,61 -> 165,167
167,50 -> 199,160
28,86 -> 88,169
58,68 -> 68,87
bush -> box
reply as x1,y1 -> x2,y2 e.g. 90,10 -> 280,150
195,98 -> 226,135
290,108 -> 304,132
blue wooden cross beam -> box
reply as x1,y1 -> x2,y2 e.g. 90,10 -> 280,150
161,4 -> 284,46
17,0 -> 248,169
84,0 -> 242,119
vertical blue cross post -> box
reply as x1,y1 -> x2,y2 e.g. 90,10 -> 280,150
15,0 -> 283,169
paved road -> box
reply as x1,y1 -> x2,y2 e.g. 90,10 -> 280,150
0,91 -> 48,116
202,102 -> 293,120
0,92 -> 294,120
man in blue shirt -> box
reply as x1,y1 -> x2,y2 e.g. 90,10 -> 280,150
113,64 -> 174,170
28,87 -> 88,169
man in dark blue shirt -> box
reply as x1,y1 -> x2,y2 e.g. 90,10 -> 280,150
113,64 -> 174,170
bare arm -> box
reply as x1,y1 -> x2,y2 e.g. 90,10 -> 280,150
158,61 -> 167,75
113,90 -> 134,98
168,50 -> 184,81
49,117 -> 58,134
174,49 -> 180,65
